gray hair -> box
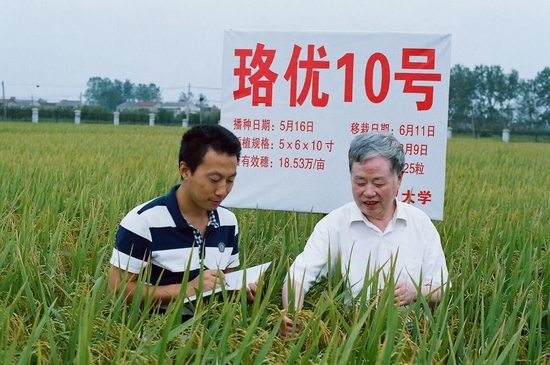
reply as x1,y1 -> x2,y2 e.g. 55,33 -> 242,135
348,132 -> 405,175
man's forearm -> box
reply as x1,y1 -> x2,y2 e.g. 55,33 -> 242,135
282,279 -> 306,311
109,267 -> 193,305
114,281 -> 187,305
421,284 -> 442,305
109,266 -> 229,306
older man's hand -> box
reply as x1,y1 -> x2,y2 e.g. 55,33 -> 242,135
279,314 -> 301,339
246,282 -> 258,303
394,280 -> 417,306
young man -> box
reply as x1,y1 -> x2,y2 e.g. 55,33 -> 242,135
108,124 -> 254,318
280,131 -> 449,337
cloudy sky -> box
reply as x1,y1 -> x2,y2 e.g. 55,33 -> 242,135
1,0 -> 547,105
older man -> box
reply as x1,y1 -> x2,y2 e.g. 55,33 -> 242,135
280,131 -> 449,337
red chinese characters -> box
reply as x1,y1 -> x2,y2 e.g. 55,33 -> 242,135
403,143 -> 428,156
233,118 -> 272,131
279,157 -> 326,170
394,48 -> 442,111
283,44 -> 330,107
233,44 -> 279,106
399,124 -> 436,137
233,118 -> 332,171
403,162 -> 426,175
350,122 -> 391,134
233,44 -> 442,111
279,120 -> 314,132
401,189 -> 432,205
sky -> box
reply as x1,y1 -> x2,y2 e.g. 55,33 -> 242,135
1,0 -> 548,105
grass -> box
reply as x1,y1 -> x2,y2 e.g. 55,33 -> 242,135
1,122 -> 549,363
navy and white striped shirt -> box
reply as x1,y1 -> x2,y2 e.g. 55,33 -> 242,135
109,184 -> 240,286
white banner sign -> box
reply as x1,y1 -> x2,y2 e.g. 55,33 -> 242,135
221,30 -> 451,220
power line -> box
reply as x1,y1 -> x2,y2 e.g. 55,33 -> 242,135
193,86 -> 222,90
161,85 -> 221,91
6,83 -> 85,88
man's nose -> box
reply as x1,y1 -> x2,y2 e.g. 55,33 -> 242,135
362,184 -> 375,197
215,181 -> 229,196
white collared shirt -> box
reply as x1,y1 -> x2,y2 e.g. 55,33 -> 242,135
287,199 -> 449,300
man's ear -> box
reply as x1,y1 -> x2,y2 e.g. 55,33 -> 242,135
179,161 -> 190,180
396,170 -> 404,190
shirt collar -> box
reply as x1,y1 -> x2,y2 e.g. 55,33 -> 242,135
166,184 -> 187,228
349,198 -> 407,226
393,199 -> 408,222
208,210 -> 220,228
165,184 -> 221,229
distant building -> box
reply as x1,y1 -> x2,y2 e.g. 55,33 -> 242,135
163,101 -> 200,114
56,100 -> 81,108
1,98 -> 40,108
0,97 -> 82,109
39,102 -> 57,110
116,101 -> 162,112
0,97 -> 18,107
116,100 -> 200,115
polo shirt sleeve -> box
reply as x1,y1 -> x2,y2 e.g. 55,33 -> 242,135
286,216 -> 339,292
109,206 -> 152,274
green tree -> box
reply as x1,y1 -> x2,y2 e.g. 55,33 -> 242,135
122,79 -> 135,102
516,68 -> 550,141
533,67 -> 550,127
85,78 -> 162,110
134,83 -> 162,102
84,77 -> 124,111
516,79 -> 540,130
448,64 -> 476,132
472,65 -> 519,135
501,69 -> 520,128
178,90 -> 194,102
113,79 -> 125,106
196,93 -> 209,107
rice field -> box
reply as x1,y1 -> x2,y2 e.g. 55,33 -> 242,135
1,121 -> 549,364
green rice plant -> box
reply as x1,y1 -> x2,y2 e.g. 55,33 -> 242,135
1,123 -> 549,363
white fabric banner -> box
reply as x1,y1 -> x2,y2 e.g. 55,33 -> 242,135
221,30 -> 451,220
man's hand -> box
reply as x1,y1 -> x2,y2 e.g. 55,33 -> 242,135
246,281 -> 258,303
394,280 -> 417,306
188,269 -> 226,293
279,314 -> 301,339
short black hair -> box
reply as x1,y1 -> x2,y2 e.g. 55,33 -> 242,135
178,125 -> 241,173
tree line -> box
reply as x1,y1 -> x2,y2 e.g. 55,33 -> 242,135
84,67 -> 550,136
83,77 -> 210,111
449,65 -> 550,137
84,77 -> 163,111
3,105 -> 221,126
4,68 -> 550,135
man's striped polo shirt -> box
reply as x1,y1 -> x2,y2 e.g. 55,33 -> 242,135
109,184 -> 240,286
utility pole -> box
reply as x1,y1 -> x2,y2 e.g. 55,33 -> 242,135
186,83 -> 191,126
199,95 -> 204,125
1,81 -> 6,120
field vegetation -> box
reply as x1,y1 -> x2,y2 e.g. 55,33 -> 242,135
0,122 -> 549,364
